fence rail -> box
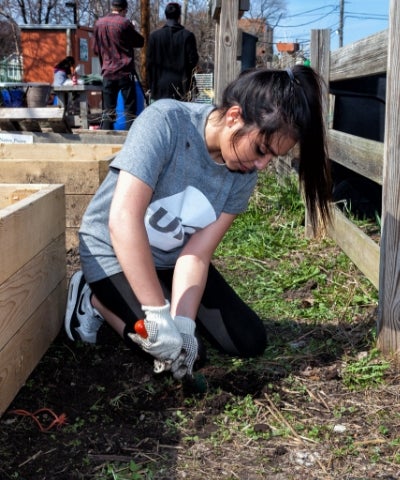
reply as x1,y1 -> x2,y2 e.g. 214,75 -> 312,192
311,0 -> 400,360
309,28 -> 388,290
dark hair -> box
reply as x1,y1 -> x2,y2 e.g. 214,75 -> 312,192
112,0 -> 128,11
165,2 -> 181,20
55,56 -> 75,71
218,65 -> 332,232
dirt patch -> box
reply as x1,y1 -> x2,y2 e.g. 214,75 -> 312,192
1,250 -> 399,480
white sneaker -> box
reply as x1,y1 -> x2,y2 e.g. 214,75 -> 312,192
64,271 -> 104,343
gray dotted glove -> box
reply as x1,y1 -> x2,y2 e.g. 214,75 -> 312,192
128,301 -> 183,362
170,315 -> 198,380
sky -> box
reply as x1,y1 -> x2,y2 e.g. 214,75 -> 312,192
273,0 -> 389,54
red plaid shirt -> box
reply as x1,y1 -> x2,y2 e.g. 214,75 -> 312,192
93,13 -> 144,79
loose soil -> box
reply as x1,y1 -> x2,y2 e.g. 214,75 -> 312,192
1,249 -> 399,480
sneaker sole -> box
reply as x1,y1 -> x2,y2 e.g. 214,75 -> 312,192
64,271 -> 85,341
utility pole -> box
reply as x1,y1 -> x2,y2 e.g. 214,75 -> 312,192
140,0 -> 150,88
339,0 -> 344,47
182,0 -> 188,26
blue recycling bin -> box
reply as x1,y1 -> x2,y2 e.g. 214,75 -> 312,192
1,87 -> 24,107
114,80 -> 145,130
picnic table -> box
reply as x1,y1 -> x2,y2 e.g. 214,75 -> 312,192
52,84 -> 103,129
0,82 -> 69,133
0,82 -> 103,132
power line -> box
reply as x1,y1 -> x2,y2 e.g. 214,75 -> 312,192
345,14 -> 388,21
274,2 -> 387,39
275,3 -> 387,30
283,5 -> 339,19
346,11 -> 388,19
276,6 -> 339,29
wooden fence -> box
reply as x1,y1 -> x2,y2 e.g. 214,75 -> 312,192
210,0 -> 399,356
310,28 -> 386,291
311,0 -> 400,358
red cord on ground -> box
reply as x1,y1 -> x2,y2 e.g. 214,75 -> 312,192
8,408 -> 68,432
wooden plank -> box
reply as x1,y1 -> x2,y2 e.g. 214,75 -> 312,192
330,29 -> 388,82
0,143 -> 121,160
0,186 -> 38,209
212,0 -> 249,19
4,130 -> 127,144
0,107 -> 65,121
65,194 -> 93,227
310,29 -> 330,123
308,29 -> 330,237
0,235 -> 66,347
0,158 -> 112,194
0,184 -> 65,284
0,107 -> 71,133
53,84 -> 103,94
214,0 -> 239,104
377,0 -> 400,357
326,208 -> 380,289
0,282 -> 65,417
328,129 -> 384,184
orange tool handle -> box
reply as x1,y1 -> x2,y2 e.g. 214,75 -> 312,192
134,319 -> 148,338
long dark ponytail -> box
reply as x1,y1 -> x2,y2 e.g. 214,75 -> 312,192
219,65 -> 332,232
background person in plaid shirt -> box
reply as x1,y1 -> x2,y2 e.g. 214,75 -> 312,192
93,0 -> 144,130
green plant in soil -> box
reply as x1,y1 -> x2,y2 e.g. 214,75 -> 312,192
342,348 -> 391,390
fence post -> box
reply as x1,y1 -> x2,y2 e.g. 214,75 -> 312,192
310,29 -> 330,127
213,0 -> 239,104
377,0 -> 400,361
306,29 -> 330,237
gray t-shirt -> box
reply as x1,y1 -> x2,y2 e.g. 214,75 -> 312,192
79,100 -> 258,282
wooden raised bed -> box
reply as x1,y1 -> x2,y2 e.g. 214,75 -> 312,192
0,142 -> 122,249
0,184 -> 66,416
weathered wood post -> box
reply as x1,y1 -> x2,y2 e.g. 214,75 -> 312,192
310,29 -> 330,127
306,29 -> 330,237
212,0 -> 239,104
377,0 -> 400,360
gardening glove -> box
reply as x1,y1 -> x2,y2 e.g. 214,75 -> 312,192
170,315 -> 198,380
128,301 -> 183,363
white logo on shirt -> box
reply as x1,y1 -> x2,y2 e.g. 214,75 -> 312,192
145,186 -> 216,250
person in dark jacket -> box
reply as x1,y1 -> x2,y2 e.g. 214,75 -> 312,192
93,0 -> 144,130
146,2 -> 199,101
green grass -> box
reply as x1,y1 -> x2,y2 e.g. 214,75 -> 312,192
215,169 -> 378,326
211,168 -> 385,395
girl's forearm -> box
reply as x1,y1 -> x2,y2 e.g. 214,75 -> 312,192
170,253 -> 210,320
110,222 -> 165,307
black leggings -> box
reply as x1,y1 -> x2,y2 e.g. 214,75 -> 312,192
89,264 -> 267,358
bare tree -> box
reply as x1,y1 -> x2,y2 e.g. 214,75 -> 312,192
0,10 -> 21,57
185,4 -> 214,72
246,0 -> 287,28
